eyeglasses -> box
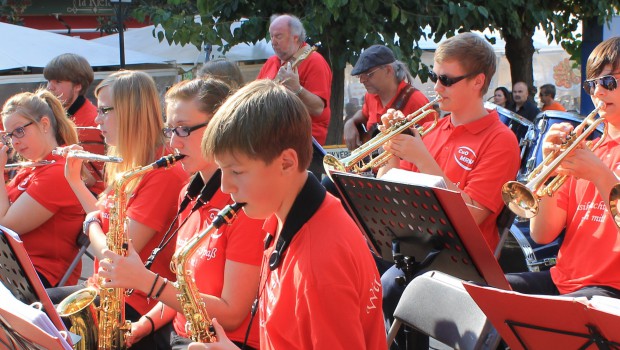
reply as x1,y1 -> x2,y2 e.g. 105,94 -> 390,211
96,106 -> 114,117
583,75 -> 619,95
429,71 -> 474,87
358,67 -> 383,80
4,121 -> 34,140
162,121 -> 209,138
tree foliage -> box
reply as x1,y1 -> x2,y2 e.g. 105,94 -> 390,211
133,0 -> 620,144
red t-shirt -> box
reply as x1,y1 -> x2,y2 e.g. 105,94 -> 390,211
171,186 -> 264,348
542,101 -> 567,112
6,153 -> 85,286
399,110 -> 521,249
257,47 -> 332,145
96,161 -> 188,314
71,98 -> 106,195
363,80 -> 433,130
259,194 -> 386,350
553,136 -> 620,294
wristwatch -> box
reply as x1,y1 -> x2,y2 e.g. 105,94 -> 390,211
83,216 -> 101,235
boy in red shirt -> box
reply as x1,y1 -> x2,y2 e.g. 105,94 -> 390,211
190,79 -> 386,350
505,37 -> 620,299
378,32 -> 521,349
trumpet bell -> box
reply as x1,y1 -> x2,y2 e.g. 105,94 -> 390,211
502,181 -> 539,219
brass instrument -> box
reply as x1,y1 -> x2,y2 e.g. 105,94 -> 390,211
170,202 -> 245,342
502,104 -> 605,218
323,97 -> 440,177
56,154 -> 184,350
610,184 -> 620,228
56,288 -> 99,350
52,149 -> 123,163
275,43 -> 319,83
4,160 -> 54,170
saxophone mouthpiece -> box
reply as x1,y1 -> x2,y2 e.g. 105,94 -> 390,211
230,202 -> 246,212
153,154 -> 186,169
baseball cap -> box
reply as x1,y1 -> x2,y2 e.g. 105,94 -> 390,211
351,45 -> 396,76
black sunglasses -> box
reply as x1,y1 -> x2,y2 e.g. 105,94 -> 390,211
428,71 -> 474,87
162,121 -> 209,138
583,75 -> 619,95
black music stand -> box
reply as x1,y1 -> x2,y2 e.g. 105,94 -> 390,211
464,283 -> 620,350
0,226 -> 72,348
330,170 -> 509,289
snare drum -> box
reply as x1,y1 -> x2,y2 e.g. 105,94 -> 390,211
485,102 -> 537,170
519,110 -> 604,181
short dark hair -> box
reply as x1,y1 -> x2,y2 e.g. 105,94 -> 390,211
43,53 -> 94,96
539,84 -> 556,98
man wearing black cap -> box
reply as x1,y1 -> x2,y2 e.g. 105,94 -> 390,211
343,45 -> 430,150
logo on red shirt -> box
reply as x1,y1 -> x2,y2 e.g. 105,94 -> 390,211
454,146 -> 477,171
17,174 -> 33,191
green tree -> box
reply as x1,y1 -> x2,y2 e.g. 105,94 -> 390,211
134,0 -> 620,145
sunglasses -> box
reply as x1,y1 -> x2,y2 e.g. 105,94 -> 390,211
162,121 -> 209,138
429,71 -> 474,87
583,75 -> 619,95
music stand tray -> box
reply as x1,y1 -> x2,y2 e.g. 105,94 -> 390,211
0,226 -> 68,335
330,170 -> 509,289
463,283 -> 620,350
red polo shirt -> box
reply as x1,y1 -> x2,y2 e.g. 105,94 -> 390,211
399,109 -> 521,249
257,46 -> 332,145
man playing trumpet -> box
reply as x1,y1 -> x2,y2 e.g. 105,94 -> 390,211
505,37 -> 620,301
378,32 -> 521,349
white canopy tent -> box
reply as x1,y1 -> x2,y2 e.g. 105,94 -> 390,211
92,24 -> 275,66
0,22 -> 171,71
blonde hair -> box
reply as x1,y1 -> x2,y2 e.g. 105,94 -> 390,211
202,79 -> 312,170
2,89 -> 78,147
95,70 -> 166,192
435,32 -> 496,95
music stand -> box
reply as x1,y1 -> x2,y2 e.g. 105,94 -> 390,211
463,283 -> 620,350
330,171 -> 509,289
0,226 -> 70,346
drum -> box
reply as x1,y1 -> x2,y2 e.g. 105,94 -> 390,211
509,220 -> 563,272
485,102 -> 537,173
518,110 -> 604,181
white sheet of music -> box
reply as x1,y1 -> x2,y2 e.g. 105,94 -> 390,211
0,281 -> 72,349
381,168 -> 448,189
589,295 -> 620,316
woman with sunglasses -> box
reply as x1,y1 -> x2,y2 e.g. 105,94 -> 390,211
504,36 -> 620,301
52,70 -> 188,349
97,78 -> 264,349
377,33 -> 521,349
0,89 -> 84,288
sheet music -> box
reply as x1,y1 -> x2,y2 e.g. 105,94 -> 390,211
590,295 -> 620,316
381,168 -> 448,189
0,224 -> 20,241
0,281 -> 71,349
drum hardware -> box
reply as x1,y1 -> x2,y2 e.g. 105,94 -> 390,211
502,104 -> 605,218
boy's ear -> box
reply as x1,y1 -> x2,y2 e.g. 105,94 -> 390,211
280,148 -> 299,173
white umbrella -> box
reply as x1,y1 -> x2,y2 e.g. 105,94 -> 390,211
0,22 -> 170,71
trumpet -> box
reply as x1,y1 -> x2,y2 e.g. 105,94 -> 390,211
609,184 -> 620,228
4,160 -> 54,170
502,104 -> 605,218
323,97 -> 440,177
52,149 -> 123,163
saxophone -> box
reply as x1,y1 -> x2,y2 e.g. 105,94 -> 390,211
57,154 -> 184,350
170,202 -> 245,342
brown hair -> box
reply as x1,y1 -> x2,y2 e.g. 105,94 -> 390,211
43,53 -> 94,96
2,89 -> 78,147
434,32 -> 496,95
586,37 -> 620,79
202,79 -> 312,170
196,59 -> 244,89
165,78 -> 231,118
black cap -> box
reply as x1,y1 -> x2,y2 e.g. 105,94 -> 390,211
351,45 -> 396,76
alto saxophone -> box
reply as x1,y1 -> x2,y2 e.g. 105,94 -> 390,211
170,202 -> 245,342
57,154 -> 184,350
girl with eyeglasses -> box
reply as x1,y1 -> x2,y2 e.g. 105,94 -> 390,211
49,70 -> 189,349
0,89 -> 84,288
504,36 -> 620,301
97,78 -> 264,349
